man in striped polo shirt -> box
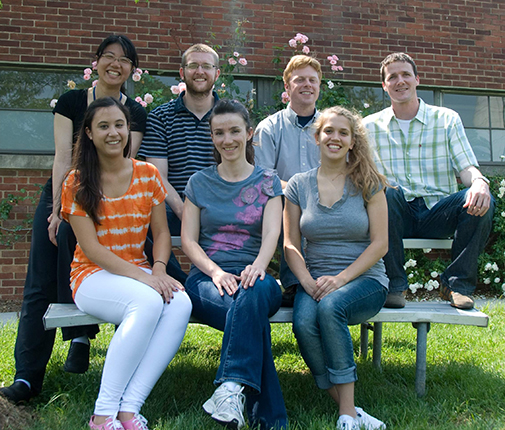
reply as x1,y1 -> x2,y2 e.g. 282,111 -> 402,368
138,44 -> 220,281
363,52 -> 493,310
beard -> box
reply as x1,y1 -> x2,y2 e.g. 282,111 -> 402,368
183,72 -> 216,98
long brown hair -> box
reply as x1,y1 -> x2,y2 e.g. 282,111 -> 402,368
314,106 -> 390,202
71,97 -> 131,224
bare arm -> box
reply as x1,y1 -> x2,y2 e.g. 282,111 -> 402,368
181,199 -> 240,296
49,113 -> 74,246
313,190 -> 389,301
146,157 -> 184,220
130,131 -> 144,158
459,165 -> 491,216
241,196 -> 282,287
283,199 -> 317,296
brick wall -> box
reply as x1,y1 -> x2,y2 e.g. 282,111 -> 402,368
0,0 -> 504,89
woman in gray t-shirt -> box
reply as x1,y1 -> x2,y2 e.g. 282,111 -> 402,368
284,106 -> 389,430
182,100 -> 287,430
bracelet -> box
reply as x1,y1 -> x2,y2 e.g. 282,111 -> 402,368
472,175 -> 490,185
153,260 -> 167,267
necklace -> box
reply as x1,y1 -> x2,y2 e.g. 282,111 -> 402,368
93,86 -> 123,102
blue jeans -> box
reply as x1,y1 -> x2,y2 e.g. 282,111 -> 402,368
144,203 -> 187,284
185,269 -> 287,430
385,186 -> 495,295
293,277 -> 387,390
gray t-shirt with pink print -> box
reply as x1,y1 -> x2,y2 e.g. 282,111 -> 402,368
184,165 -> 282,274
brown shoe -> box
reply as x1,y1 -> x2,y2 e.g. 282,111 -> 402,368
383,291 -> 406,308
449,292 -> 474,310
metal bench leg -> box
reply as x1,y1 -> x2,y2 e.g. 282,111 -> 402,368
360,323 -> 369,359
413,322 -> 430,397
372,322 -> 382,370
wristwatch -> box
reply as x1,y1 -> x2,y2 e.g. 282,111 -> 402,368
472,176 -> 490,185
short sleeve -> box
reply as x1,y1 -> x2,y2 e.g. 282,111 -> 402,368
148,162 -> 168,205
60,170 -> 89,221
283,174 -> 300,206
184,172 -> 199,207
52,90 -> 84,121
125,98 -> 147,134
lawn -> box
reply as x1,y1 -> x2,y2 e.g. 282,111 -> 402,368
1,303 -> 504,429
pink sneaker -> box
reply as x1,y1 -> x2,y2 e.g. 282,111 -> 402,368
89,415 -> 124,429
121,414 -> 149,430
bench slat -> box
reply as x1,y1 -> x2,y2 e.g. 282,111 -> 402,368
402,238 -> 453,249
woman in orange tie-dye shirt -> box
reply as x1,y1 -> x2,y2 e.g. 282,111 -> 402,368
61,97 -> 192,430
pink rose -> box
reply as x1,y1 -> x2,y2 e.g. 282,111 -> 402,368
83,74 -> 90,81
132,73 -> 141,82
228,58 -> 237,66
92,61 -> 97,70
233,51 -> 240,57
331,65 -> 339,71
281,91 -> 290,104
135,68 -> 143,75
144,93 -> 153,104
288,39 -> 297,48
92,80 -> 98,87
144,70 -> 149,74
332,55 -> 339,61
238,57 -> 247,66
178,82 -> 186,92
135,96 -> 142,103
327,56 -> 333,61
302,45 -> 310,54
84,68 -> 92,75
140,101 -> 147,108
171,85 -> 180,95
330,59 -> 337,65
295,33 -> 309,44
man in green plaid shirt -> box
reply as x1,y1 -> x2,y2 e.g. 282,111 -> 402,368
363,53 -> 494,310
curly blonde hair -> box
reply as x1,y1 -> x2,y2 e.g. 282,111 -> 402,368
314,106 -> 390,202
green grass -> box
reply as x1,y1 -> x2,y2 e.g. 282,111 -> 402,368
1,304 -> 505,429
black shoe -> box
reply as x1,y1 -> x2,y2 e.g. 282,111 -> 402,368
281,284 -> 298,307
0,381 -> 34,405
64,342 -> 90,374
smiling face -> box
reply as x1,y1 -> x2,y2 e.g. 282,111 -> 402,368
96,43 -> 133,88
382,60 -> 420,106
210,112 -> 253,164
315,113 -> 353,164
285,65 -> 320,113
86,106 -> 130,160
180,52 -> 220,97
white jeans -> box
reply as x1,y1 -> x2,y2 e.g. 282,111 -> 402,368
75,269 -> 192,416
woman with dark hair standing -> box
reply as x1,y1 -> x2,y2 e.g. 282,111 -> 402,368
182,99 -> 287,430
0,35 -> 147,405
62,97 -> 190,430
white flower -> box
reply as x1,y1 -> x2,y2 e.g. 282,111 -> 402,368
502,283 -> 505,293
484,278 -> 491,285
408,273 -> 414,279
363,103 -> 370,108
484,262 -> 493,271
494,277 -> 501,283
423,248 -> 432,253
404,259 -> 417,269
430,271 -> 438,278
492,263 -> 499,271
327,80 -> 335,89
409,284 -> 418,293
501,179 -> 505,187
425,282 -> 434,291
502,211 -> 505,218
132,73 -> 141,82
49,98 -> 58,108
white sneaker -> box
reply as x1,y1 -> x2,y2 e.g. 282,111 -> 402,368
337,414 -> 359,430
202,384 -> 246,429
355,407 -> 386,429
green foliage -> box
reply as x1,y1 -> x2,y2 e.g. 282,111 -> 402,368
0,188 -> 41,247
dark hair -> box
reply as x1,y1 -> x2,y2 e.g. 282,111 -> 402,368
96,34 -> 139,70
380,52 -> 418,82
209,99 -> 255,165
71,97 -> 131,224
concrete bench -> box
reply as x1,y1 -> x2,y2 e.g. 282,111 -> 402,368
43,301 -> 488,397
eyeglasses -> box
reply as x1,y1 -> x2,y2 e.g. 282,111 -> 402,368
184,63 -> 217,71
100,53 -> 133,66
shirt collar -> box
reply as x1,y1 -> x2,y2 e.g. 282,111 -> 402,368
386,98 -> 427,126
285,103 -> 319,128
174,90 -> 220,118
